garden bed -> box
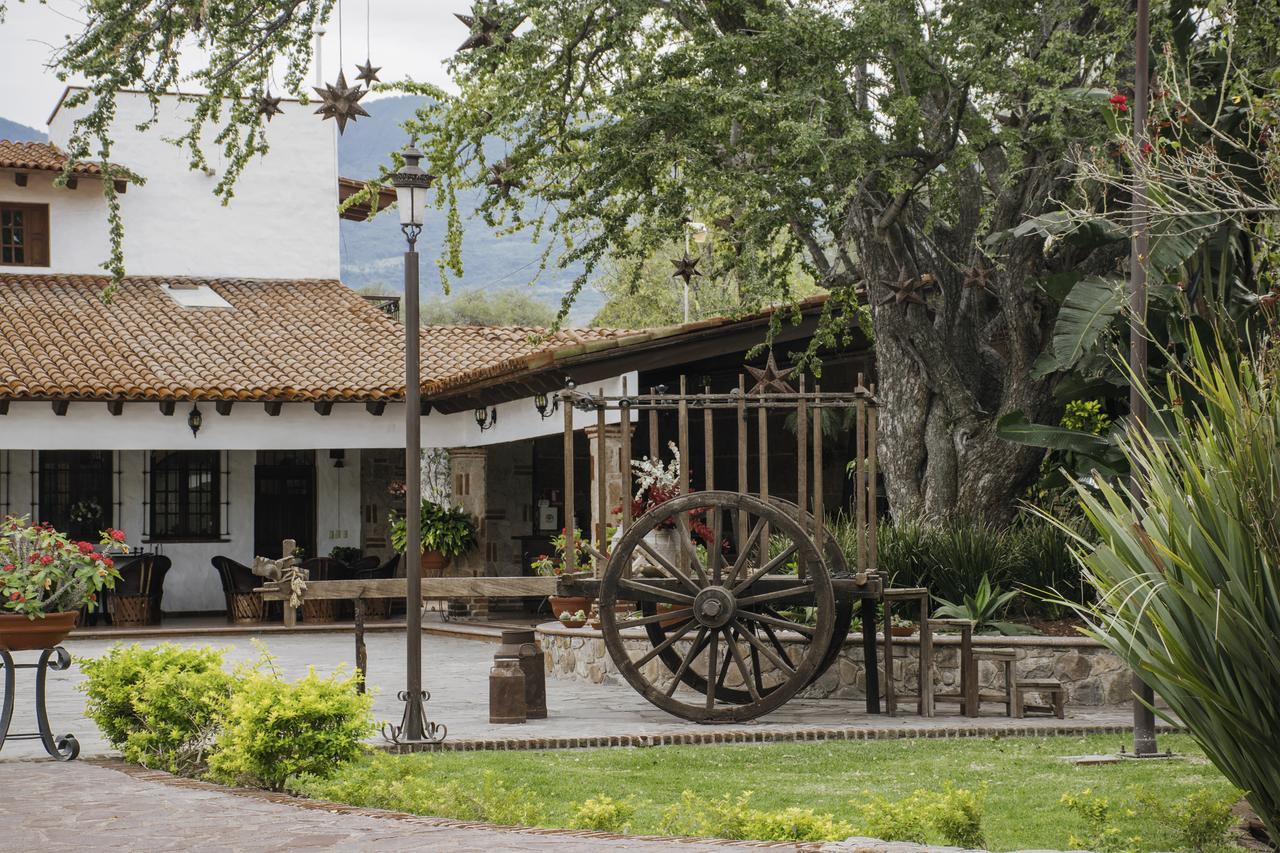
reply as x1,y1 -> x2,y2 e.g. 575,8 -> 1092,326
538,623 -> 1133,707
288,734 -> 1238,850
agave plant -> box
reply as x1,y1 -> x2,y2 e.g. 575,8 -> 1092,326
1053,332 -> 1280,841
932,574 -> 1031,636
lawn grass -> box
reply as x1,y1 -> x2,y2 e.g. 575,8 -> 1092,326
291,734 -> 1239,850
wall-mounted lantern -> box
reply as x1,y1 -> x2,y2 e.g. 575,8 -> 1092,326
533,391 -> 559,420
474,406 -> 498,432
187,405 -> 203,438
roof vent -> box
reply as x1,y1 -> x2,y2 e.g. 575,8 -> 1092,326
162,282 -> 233,309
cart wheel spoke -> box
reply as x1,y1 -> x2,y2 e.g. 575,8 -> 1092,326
634,617 -> 698,667
723,628 -> 761,702
757,614 -> 798,670
737,608 -> 816,637
616,607 -> 693,628
731,541 -> 798,594
634,538 -> 701,594
675,513 -> 709,585
664,626 -> 709,698
618,578 -> 694,605
725,518 -> 765,587
734,617 -> 797,676
705,629 -> 719,710
737,584 -> 814,609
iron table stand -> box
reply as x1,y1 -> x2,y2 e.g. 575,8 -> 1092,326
0,646 -> 80,760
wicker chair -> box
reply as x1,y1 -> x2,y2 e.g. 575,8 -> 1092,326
354,554 -> 399,619
211,556 -> 264,624
106,554 -> 171,627
299,558 -> 350,624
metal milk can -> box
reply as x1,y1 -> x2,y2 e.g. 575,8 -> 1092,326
497,628 -> 547,719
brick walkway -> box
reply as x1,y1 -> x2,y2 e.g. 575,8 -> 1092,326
1,760 -> 753,852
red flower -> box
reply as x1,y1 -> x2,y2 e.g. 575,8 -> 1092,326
77,541 -> 95,554
8,592 -> 20,601
109,529 -> 126,542
1140,141 -> 1154,155
40,555 -> 54,565
1110,93 -> 1129,111
1,564 -> 12,572
89,593 -> 97,602
103,557 -> 114,569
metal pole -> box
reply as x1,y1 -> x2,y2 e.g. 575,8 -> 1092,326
1129,0 -> 1159,757
402,234 -> 427,742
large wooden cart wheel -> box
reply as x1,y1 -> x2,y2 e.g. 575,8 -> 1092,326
599,491 -> 836,723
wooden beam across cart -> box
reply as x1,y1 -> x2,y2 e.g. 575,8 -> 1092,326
255,576 -> 560,601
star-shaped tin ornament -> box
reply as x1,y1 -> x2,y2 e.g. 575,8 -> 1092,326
455,4 -> 524,52
670,254 -> 702,285
746,351 -> 796,396
877,270 -> 937,307
962,259 -> 994,290
355,59 -> 381,87
486,160 -> 522,195
257,91 -> 284,121
313,70 -> 369,134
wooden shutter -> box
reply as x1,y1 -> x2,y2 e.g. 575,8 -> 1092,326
26,204 -> 49,267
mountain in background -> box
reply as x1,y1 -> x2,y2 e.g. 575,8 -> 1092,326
338,95 -> 601,323
0,117 -> 44,141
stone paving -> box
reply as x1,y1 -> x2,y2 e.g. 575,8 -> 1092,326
0,628 -> 1148,760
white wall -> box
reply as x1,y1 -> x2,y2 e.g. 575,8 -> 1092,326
33,89 -> 340,279
1,448 -> 362,613
0,170 -> 111,272
0,372 -> 637,450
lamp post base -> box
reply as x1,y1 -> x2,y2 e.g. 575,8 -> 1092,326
382,689 -> 447,749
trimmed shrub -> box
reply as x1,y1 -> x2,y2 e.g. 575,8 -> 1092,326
79,643 -> 238,773
660,790 -> 852,842
571,795 -> 636,833
206,665 -> 373,791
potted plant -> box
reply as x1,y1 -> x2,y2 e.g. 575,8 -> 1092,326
890,614 -> 917,637
389,499 -> 478,577
629,443 -> 719,576
532,527 -> 593,618
0,516 -> 126,650
558,608 -> 587,629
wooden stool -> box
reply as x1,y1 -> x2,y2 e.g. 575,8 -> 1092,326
972,647 -> 1018,717
1014,679 -> 1066,718
881,587 -> 934,717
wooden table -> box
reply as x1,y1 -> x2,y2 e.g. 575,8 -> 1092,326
881,587 -> 935,716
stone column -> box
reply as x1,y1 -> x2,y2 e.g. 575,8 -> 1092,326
447,447 -> 489,619
583,424 -> 626,566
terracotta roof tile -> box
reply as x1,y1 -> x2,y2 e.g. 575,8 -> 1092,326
0,140 -> 124,177
0,274 -> 405,402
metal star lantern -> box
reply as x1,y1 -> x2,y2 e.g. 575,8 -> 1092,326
355,59 -> 382,87
486,160 -> 522,196
746,351 -> 796,395
257,91 -> 284,122
670,254 -> 702,285
455,4 -> 524,52
313,71 -> 369,134
877,270 -> 936,307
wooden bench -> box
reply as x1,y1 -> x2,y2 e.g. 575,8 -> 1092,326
1014,679 -> 1066,718
972,647 -> 1018,717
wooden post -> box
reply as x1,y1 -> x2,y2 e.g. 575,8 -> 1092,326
855,380 -> 867,575
757,379 -> 769,559
736,374 -> 748,547
861,597 -> 880,714
677,376 -> 690,571
961,622 -> 978,717
703,380 -> 715,493
620,378 -> 633,560
282,539 -> 297,628
796,375 -> 807,581
354,598 -> 367,694
868,387 -> 878,575
812,384 -> 824,553
883,597 -> 896,715
563,391 -> 575,576
596,389 -> 608,567
648,387 -> 660,462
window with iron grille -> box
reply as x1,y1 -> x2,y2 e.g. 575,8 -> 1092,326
37,451 -> 113,541
150,450 -> 220,540
0,202 -> 50,266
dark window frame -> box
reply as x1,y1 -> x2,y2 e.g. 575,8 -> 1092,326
37,450 -> 114,541
0,201 -> 50,267
148,450 -> 223,542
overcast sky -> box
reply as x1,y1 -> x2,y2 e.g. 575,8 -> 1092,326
0,0 -> 474,129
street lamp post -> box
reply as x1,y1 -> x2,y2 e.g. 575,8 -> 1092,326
387,145 -> 445,746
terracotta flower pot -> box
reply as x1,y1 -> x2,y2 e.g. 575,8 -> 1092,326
891,624 -> 916,637
420,551 -> 450,578
0,610 -> 79,651
548,594 -> 592,620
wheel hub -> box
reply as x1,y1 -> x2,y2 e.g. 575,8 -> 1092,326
692,586 -> 736,629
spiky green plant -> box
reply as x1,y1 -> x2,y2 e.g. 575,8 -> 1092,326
1055,332 -> 1280,840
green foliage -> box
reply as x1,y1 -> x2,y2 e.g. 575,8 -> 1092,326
422,287 -> 556,327
79,644 -> 238,774
1003,515 -> 1089,618
659,790 -> 852,842
389,500 -> 478,557
933,575 -> 1031,636
1061,788 -> 1143,853
570,796 -> 636,833
1057,329 -> 1280,840
207,663 -> 373,791
854,784 -> 987,847
1061,400 -> 1112,436
328,546 -> 362,564
293,754 -> 544,826
1133,786 -> 1239,853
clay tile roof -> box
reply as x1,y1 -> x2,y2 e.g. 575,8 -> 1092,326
0,140 -> 126,177
420,325 -> 635,391
0,274 -> 405,402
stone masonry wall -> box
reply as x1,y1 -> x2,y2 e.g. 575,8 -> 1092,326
537,624 -> 1132,707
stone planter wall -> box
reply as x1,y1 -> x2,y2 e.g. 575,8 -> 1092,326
536,623 -> 1132,707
